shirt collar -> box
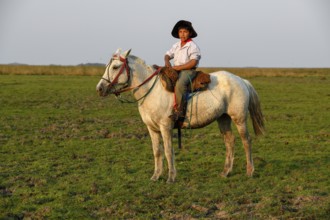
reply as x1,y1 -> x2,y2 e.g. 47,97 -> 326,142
180,38 -> 193,48
183,38 -> 192,43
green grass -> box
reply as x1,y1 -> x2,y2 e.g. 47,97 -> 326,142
1,70 -> 329,219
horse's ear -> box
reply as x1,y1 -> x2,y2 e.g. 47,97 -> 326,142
122,49 -> 132,58
114,48 -> 122,56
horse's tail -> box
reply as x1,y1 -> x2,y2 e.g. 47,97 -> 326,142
244,80 -> 265,136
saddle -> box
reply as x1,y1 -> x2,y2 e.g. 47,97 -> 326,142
154,65 -> 211,93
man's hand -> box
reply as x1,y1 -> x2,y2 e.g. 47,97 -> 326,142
164,55 -> 172,68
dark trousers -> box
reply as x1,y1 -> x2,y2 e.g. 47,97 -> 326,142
174,70 -> 197,111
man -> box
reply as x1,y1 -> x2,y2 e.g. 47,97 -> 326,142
165,20 -> 201,121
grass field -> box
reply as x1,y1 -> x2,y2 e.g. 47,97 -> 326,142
0,66 -> 329,219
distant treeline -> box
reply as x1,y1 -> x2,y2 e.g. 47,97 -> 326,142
0,65 -> 105,76
5,62 -> 105,66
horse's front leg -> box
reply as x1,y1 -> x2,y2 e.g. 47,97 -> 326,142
160,126 -> 176,183
147,126 -> 163,181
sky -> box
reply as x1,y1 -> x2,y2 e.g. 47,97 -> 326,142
0,0 -> 329,67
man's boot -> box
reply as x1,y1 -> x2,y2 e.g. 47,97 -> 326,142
169,99 -> 187,122
169,109 -> 184,122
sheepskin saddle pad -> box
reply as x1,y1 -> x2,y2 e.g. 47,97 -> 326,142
153,65 -> 211,93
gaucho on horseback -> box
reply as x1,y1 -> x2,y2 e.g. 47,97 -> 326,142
96,22 -> 265,182
164,20 -> 201,122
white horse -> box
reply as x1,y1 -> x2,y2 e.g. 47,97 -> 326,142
96,49 -> 265,183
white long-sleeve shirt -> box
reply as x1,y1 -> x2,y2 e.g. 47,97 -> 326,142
165,40 -> 201,67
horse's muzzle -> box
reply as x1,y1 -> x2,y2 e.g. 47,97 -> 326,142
96,85 -> 108,97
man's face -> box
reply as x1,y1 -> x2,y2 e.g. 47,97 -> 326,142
178,28 -> 191,42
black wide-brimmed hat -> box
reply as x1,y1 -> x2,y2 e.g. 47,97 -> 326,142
171,20 -> 198,38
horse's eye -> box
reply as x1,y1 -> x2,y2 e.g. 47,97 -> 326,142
113,65 -> 120,70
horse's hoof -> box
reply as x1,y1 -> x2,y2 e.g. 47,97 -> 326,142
166,175 -> 176,183
246,172 -> 254,177
150,175 -> 160,181
220,172 -> 229,178
247,166 -> 254,177
166,179 -> 175,184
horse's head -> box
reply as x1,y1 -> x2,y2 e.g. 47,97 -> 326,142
96,48 -> 131,96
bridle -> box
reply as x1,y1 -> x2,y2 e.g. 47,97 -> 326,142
102,55 -> 130,94
103,55 -> 161,96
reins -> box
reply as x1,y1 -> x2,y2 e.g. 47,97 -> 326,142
113,68 -> 161,96
115,73 -> 160,104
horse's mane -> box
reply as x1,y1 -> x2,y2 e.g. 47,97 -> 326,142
129,55 -> 147,66
128,55 -> 154,75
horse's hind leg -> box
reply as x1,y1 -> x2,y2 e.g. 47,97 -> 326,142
147,126 -> 163,181
217,114 -> 235,177
233,119 -> 254,177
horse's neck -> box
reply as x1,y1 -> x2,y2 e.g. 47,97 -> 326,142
128,59 -> 173,121
128,56 -> 160,100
